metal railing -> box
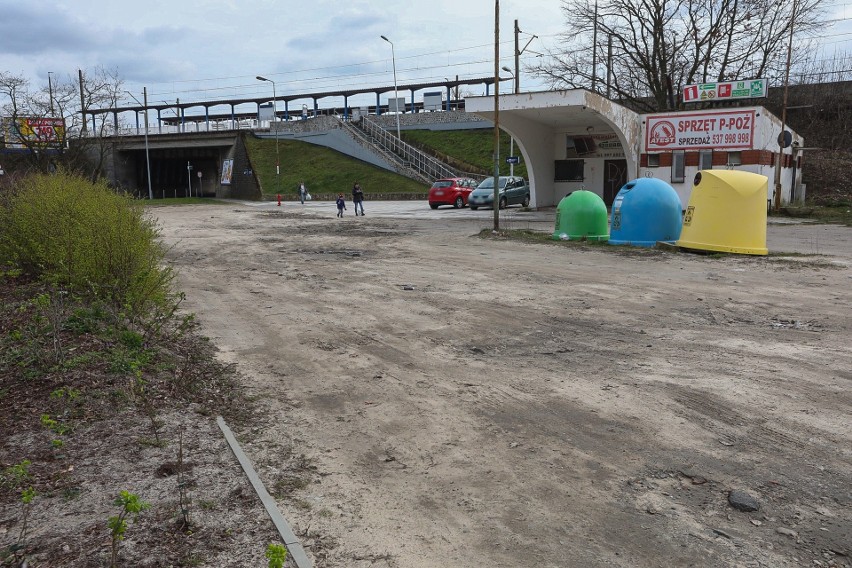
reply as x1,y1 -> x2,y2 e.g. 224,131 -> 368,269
357,116 -> 462,182
338,118 -> 430,183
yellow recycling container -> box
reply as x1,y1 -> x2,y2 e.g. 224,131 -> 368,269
676,170 -> 768,256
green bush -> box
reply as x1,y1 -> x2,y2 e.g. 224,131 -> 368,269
0,171 -> 175,319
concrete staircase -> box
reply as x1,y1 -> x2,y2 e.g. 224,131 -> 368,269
341,117 -> 464,184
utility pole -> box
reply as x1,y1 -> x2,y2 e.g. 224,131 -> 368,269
502,65 -> 518,176
79,69 -> 86,133
514,20 -> 520,94
493,0 -> 500,231
47,72 -> 55,116
512,21 -> 538,94
142,87 -> 153,200
125,88 -> 154,200
592,2 -> 598,91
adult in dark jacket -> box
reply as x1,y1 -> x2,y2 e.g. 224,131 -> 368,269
352,182 -> 365,216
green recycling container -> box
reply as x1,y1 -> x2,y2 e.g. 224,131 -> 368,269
552,190 -> 610,241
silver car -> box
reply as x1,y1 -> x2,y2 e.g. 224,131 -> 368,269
467,176 -> 530,210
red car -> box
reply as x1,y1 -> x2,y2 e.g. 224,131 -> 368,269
428,178 -> 478,209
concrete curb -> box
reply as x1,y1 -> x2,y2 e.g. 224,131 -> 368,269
217,416 -> 313,568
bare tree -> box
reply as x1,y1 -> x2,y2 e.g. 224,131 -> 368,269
0,71 -> 58,172
530,0 -> 827,111
60,67 -> 125,181
0,66 -> 124,180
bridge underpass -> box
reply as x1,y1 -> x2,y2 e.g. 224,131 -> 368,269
112,132 -> 241,199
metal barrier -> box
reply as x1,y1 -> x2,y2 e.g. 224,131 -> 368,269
357,116 -> 461,182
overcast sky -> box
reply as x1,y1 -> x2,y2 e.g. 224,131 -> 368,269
1,0 -> 850,112
0,0 -> 569,111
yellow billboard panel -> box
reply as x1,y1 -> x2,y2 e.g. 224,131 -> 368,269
1,117 -> 66,149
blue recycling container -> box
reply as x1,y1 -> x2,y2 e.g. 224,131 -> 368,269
609,178 -> 683,247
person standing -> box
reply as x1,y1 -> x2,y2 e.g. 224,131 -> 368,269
298,181 -> 307,204
336,193 -> 347,218
352,181 -> 365,216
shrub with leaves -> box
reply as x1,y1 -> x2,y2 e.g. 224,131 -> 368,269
108,490 -> 150,567
1,460 -> 35,562
265,543 -> 288,568
0,171 -> 175,322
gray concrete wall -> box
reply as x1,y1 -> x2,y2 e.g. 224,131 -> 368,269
219,134 -> 261,200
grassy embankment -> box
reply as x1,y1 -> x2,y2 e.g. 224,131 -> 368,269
244,136 -> 428,199
401,129 -> 528,180
245,128 -> 528,200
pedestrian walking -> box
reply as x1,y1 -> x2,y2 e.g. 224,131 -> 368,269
336,193 -> 347,217
298,181 -> 307,204
352,181 -> 365,216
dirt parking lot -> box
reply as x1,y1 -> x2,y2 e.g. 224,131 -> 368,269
155,201 -> 851,568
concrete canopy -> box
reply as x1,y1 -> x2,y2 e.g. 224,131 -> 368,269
465,89 -> 641,207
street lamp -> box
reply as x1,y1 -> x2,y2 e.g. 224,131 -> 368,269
124,88 -> 153,200
380,35 -> 402,139
256,75 -> 280,197
502,66 -> 517,176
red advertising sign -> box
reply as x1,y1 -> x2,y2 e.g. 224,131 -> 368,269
646,109 -> 756,151
1,117 -> 66,149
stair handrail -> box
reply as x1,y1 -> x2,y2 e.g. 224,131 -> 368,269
337,118 -> 432,183
359,116 -> 461,181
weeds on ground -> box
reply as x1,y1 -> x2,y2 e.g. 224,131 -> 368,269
108,490 -> 150,568
775,203 -> 852,226
176,427 -> 193,531
1,460 -> 35,563
265,543 -> 288,568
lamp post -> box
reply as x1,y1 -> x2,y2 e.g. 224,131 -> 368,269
380,35 -> 402,139
256,75 -> 280,197
124,88 -> 153,200
501,66 -> 517,177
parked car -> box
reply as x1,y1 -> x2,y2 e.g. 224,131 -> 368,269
467,176 -> 530,210
428,178 -> 478,209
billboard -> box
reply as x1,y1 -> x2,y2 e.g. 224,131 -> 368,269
645,109 -> 756,151
221,159 -> 234,185
1,117 -> 66,149
682,79 -> 767,103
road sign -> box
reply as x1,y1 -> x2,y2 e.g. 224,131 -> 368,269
506,156 -> 519,164
682,79 -> 767,103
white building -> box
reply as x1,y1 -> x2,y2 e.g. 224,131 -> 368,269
465,89 -> 803,209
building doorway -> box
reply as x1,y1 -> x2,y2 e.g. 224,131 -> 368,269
604,160 -> 628,207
